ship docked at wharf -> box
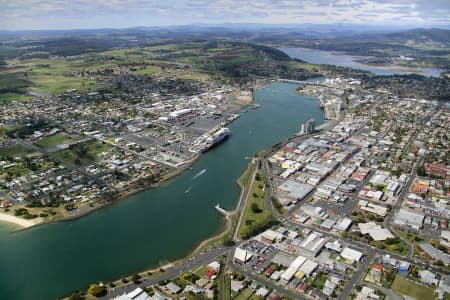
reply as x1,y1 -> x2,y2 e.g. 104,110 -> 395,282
189,127 -> 231,153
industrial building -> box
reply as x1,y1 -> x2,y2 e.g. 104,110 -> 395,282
393,208 -> 425,230
299,231 -> 328,257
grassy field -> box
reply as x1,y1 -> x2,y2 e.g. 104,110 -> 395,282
0,92 -> 31,102
52,141 -> 111,166
132,65 -> 161,75
224,276 -> 232,300
234,288 -> 254,300
0,145 -> 31,157
1,40 -> 320,99
175,73 -> 209,80
238,167 -> 273,239
391,276 -> 435,300
238,162 -> 256,188
34,133 -> 71,148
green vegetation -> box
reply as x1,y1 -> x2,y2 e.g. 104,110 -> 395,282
87,283 -> 107,297
0,72 -> 31,95
14,208 -> 38,219
0,92 -> 31,102
52,141 -> 111,166
238,166 -> 274,239
132,65 -> 161,75
391,276 -> 434,300
311,272 -> 328,290
234,288 -> 254,300
396,229 -> 425,244
0,37 -> 323,100
34,133 -> 71,148
371,237 -> 409,256
238,162 -> 256,188
224,276 -> 232,300
0,145 -> 31,157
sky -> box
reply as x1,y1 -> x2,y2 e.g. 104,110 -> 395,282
1,0 -> 449,30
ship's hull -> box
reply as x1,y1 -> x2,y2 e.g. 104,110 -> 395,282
201,133 -> 230,152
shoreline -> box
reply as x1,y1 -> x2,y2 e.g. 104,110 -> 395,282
0,212 -> 38,228
90,77 -> 334,290
0,85 -> 258,232
356,61 -> 428,74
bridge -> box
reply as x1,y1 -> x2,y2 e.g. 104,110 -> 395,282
278,78 -> 325,86
277,78 -> 308,84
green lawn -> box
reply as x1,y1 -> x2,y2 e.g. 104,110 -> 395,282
0,145 -> 31,157
238,167 -> 273,239
224,277 -> 231,300
52,141 -> 111,166
194,266 -> 209,278
2,163 -> 30,177
391,275 -> 435,300
34,133 -> 71,148
238,162 -> 256,188
0,92 -> 31,102
132,65 -> 161,75
234,288 -> 254,300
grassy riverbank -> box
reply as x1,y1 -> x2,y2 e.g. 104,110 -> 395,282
237,165 -> 274,240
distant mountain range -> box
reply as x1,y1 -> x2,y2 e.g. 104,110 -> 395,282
0,23 -> 449,39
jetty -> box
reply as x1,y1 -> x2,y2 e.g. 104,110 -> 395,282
214,204 -> 231,218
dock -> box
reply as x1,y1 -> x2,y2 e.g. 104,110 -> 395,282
214,204 -> 232,218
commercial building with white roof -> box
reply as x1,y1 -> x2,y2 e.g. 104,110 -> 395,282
341,247 -> 363,263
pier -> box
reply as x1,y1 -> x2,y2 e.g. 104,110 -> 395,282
214,204 -> 232,218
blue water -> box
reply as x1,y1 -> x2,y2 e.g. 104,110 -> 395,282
0,82 -> 324,300
280,47 -> 445,77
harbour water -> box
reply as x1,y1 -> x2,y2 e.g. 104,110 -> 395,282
0,82 -> 324,299
280,47 -> 445,77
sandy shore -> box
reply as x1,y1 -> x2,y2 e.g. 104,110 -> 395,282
0,212 -> 39,228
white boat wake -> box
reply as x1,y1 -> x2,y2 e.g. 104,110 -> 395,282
191,169 -> 206,180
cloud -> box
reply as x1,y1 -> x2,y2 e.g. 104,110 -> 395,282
0,0 -> 448,30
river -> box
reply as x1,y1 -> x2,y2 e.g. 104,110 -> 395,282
279,47 -> 445,77
0,81 -> 325,299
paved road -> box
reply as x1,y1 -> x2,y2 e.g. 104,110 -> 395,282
233,160 -> 258,241
338,249 -> 375,300
103,247 -> 230,299
365,282 -> 403,300
229,261 -> 310,300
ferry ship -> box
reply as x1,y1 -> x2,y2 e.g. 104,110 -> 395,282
202,127 -> 230,152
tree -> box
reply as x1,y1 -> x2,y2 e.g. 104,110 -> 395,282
224,239 -> 235,246
87,284 -> 106,297
251,203 -> 262,213
417,165 -> 427,177
435,260 -> 444,266
130,274 -> 141,284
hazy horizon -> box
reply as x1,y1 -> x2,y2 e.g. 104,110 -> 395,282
1,0 -> 449,31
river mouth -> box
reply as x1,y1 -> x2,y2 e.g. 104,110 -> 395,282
279,47 -> 445,77
0,81 -> 324,300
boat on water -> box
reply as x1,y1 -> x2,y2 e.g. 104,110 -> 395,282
192,169 -> 206,180
201,127 -> 230,152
